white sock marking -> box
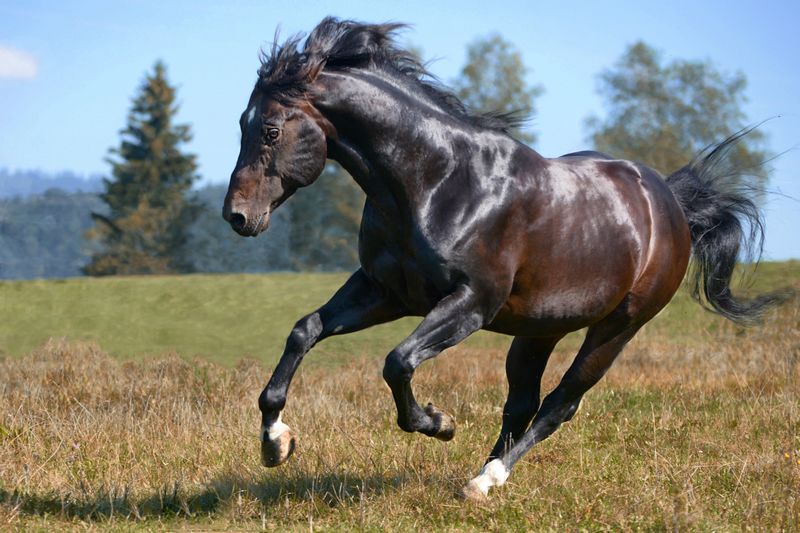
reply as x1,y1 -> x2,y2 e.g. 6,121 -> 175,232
262,413 -> 290,441
468,459 -> 509,496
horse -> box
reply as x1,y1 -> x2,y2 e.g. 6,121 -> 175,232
222,17 -> 782,500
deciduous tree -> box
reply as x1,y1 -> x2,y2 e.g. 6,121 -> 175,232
287,163 -> 363,271
454,34 -> 543,145
586,41 -> 770,184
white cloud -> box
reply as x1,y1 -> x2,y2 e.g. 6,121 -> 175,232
0,45 -> 38,79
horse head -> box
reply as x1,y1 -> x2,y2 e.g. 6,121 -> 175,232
223,17 -> 409,237
222,88 -> 332,236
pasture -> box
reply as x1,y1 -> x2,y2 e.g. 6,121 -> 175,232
0,262 -> 798,530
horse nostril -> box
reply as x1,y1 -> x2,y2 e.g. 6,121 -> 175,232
229,212 -> 247,231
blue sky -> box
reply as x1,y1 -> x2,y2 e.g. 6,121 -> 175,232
0,0 -> 798,258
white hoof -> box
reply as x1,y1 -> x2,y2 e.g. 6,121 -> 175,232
461,459 -> 509,502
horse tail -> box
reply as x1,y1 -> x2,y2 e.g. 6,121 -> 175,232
665,128 -> 786,324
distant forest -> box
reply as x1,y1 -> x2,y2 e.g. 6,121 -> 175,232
1,37 -> 770,280
0,168 -> 359,279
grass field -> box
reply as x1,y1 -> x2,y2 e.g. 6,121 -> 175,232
0,272 -> 506,365
0,263 -> 798,530
1,261 -> 797,365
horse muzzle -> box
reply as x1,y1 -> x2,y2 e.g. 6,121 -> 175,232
223,206 -> 270,237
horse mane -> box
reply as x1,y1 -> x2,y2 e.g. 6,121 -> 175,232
256,17 -> 526,134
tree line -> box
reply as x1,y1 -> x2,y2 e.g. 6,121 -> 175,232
0,182 -> 341,279
0,37 -> 770,279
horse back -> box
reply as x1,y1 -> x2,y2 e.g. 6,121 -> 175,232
490,151 -> 688,333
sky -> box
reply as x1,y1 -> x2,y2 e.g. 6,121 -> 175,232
0,0 -> 798,259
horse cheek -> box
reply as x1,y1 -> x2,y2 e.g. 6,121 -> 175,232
285,122 -> 327,186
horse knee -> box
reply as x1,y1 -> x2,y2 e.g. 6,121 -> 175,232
286,314 -> 323,354
383,350 -> 413,385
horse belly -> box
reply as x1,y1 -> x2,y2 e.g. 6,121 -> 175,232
487,258 -> 637,336
484,160 -> 653,336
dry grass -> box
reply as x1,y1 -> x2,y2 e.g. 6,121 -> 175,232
1,299 -> 798,531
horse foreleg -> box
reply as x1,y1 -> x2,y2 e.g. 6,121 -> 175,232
259,269 -> 406,467
382,284 -> 488,441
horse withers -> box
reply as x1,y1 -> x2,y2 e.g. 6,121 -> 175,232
222,18 -> 783,500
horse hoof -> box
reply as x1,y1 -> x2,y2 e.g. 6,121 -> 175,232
460,459 -> 508,501
425,403 -> 456,441
261,428 -> 296,467
460,479 -> 489,503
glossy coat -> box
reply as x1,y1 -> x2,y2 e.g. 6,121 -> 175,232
223,18 -> 780,498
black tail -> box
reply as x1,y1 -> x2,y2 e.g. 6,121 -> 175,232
665,128 -> 786,325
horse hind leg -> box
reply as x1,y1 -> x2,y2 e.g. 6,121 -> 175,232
487,335 -> 563,461
462,310 -> 644,502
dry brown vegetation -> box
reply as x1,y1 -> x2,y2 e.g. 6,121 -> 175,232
1,297 -> 798,531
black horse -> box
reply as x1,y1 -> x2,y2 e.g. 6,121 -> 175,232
222,18 -> 781,500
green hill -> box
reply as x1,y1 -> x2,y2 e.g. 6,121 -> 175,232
1,261 -> 796,365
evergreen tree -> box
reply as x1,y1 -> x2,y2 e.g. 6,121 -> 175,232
585,41 -> 770,184
454,34 -> 543,145
85,61 -> 199,276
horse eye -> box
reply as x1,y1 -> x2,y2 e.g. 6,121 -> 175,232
264,128 -> 280,141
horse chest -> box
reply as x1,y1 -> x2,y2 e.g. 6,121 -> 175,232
360,225 -> 456,315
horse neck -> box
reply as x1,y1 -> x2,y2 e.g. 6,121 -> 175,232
314,69 -> 476,214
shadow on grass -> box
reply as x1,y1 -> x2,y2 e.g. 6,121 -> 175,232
1,470 -> 407,522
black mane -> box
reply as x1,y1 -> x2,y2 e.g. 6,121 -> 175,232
257,17 -> 526,134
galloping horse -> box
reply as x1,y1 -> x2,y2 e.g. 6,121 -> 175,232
223,18 -> 781,500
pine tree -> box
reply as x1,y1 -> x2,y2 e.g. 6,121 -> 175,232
84,61 -> 199,276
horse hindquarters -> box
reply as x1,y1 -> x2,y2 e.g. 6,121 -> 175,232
464,172 -> 692,501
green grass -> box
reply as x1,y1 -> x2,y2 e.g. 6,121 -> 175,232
0,262 -> 797,530
0,273 -> 503,365
0,261 -> 796,366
